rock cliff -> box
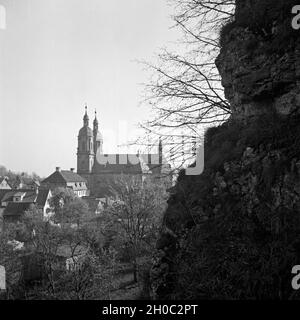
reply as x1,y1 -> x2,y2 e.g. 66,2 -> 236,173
217,0 -> 300,119
151,0 -> 300,299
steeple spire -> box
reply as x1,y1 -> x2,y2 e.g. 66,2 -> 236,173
93,109 -> 98,127
83,104 -> 89,126
93,108 -> 103,154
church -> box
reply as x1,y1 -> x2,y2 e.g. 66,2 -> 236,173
76,107 -> 171,197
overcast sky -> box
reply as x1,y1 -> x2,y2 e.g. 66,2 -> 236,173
0,0 -> 180,177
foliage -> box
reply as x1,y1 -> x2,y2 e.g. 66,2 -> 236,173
48,187 -> 90,226
0,165 -> 41,186
56,248 -> 117,300
0,225 -> 23,299
158,114 -> 300,299
1,181 -> 157,299
103,175 -> 168,282
17,205 -> 117,299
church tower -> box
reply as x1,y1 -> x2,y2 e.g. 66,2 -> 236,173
77,106 -> 95,175
93,110 -> 103,156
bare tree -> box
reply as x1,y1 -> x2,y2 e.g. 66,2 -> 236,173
104,175 -> 168,282
139,0 -> 235,171
21,205 -> 116,299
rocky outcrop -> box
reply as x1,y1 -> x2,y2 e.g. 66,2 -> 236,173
151,0 -> 300,299
216,0 -> 300,119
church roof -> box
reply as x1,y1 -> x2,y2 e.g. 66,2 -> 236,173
42,170 -> 87,184
78,126 -> 93,137
93,154 -> 145,174
92,153 -> 169,175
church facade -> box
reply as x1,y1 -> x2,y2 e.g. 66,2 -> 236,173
77,108 -> 171,198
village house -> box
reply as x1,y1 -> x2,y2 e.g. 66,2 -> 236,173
41,167 -> 89,197
0,188 -> 52,225
12,176 -> 40,190
0,177 -> 11,190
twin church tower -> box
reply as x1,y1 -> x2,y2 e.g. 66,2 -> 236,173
77,106 -> 103,175
76,106 -> 170,197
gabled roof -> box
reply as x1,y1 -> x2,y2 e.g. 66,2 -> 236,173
14,191 -> 26,197
0,176 -> 11,189
3,202 -> 33,216
0,189 -> 50,207
60,170 -> 87,183
0,189 -> 11,202
0,176 -> 8,183
42,170 -> 87,184
20,177 -> 40,186
36,189 -> 51,207
1,190 -> 37,203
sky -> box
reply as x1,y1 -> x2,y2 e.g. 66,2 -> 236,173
0,0 -> 180,177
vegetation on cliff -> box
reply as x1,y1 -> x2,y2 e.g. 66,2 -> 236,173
151,0 -> 300,299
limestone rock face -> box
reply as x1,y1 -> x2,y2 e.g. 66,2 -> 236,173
216,0 -> 300,119
150,0 -> 300,300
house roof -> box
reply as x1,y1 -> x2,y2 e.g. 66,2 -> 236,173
3,202 -> 33,216
36,189 -> 51,207
14,191 -> 26,197
0,176 -> 11,189
20,177 -> 40,186
42,170 -> 87,184
0,189 -> 10,202
0,189 -> 50,207
0,176 -> 8,183
1,190 -> 36,203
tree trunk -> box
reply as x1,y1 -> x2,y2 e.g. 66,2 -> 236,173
133,261 -> 138,283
